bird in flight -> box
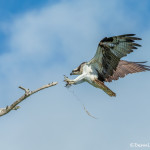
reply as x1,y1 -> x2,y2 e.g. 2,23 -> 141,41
64,34 -> 150,97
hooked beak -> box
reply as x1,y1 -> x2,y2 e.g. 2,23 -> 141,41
70,72 -> 73,75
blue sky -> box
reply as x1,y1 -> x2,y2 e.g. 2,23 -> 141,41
0,0 -> 150,150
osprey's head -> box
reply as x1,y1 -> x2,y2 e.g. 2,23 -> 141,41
70,62 -> 86,75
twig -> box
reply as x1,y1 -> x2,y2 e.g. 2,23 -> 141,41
0,82 -> 58,117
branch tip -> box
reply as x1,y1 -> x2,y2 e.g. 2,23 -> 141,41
51,82 -> 58,85
19,86 -> 30,95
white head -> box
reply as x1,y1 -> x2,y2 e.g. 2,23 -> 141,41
70,62 -> 86,75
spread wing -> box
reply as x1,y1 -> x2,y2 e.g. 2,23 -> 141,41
88,34 -> 142,81
105,60 -> 150,82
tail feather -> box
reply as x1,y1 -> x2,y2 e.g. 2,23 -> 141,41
94,79 -> 116,97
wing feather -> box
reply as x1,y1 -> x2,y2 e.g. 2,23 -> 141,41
88,34 -> 142,80
105,60 -> 150,82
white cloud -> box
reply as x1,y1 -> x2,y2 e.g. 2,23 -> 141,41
0,0 -> 144,80
1,0 -> 140,65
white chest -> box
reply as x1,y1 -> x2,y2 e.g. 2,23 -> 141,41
82,64 -> 93,74
82,64 -> 97,83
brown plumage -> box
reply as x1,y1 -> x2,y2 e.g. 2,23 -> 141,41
106,60 -> 150,82
98,34 -> 142,80
93,79 -> 116,96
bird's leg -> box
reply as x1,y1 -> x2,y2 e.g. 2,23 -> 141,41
64,74 -> 86,87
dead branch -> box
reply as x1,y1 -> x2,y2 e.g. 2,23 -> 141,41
0,82 -> 58,117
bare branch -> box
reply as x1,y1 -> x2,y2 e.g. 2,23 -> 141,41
0,82 -> 58,117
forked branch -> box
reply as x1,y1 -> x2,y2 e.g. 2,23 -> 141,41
0,82 -> 58,117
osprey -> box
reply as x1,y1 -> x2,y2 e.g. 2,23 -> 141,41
64,34 -> 150,97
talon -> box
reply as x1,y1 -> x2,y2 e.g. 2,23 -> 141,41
64,75 -> 75,87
